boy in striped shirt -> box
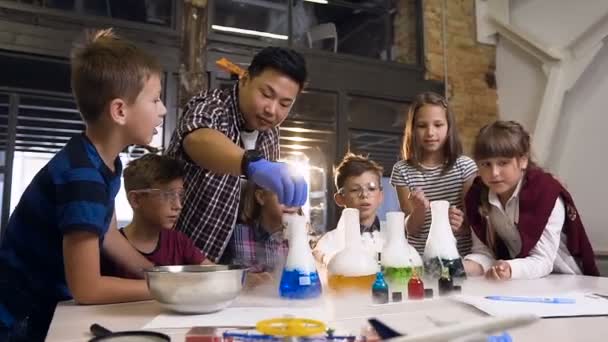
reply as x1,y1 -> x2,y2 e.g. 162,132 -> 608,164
0,29 -> 165,341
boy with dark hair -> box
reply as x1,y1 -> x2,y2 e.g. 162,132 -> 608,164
313,153 -> 385,266
166,47 -> 309,262
104,154 -> 207,277
0,28 -> 166,340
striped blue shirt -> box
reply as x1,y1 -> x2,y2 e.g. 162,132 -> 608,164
0,134 -> 122,303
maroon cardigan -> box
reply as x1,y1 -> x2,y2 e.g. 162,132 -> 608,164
465,167 -> 599,276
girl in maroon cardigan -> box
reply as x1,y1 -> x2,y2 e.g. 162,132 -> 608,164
463,121 -> 598,280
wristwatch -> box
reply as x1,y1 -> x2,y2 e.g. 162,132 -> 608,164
241,149 -> 264,177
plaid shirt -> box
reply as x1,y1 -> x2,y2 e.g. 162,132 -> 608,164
165,84 -> 280,262
229,222 -> 288,273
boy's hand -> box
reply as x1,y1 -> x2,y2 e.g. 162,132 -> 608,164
485,260 -> 512,280
449,206 -> 465,232
408,188 -> 430,213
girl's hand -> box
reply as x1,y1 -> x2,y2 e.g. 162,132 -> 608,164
448,206 -> 465,232
409,188 -> 430,213
485,260 -> 512,280
464,259 -> 484,276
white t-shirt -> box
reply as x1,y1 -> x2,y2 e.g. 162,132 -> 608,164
240,130 -> 259,150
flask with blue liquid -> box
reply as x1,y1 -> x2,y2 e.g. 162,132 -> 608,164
279,214 -> 322,299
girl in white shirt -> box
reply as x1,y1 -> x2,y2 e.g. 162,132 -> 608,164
463,120 -> 598,280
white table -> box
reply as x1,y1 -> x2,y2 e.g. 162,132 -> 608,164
47,275 -> 608,342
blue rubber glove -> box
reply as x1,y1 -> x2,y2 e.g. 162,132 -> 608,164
247,158 -> 308,207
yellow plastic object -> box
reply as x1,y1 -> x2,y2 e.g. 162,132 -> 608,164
256,317 -> 326,337
216,57 -> 246,78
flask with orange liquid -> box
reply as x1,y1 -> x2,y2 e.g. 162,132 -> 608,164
327,208 -> 379,292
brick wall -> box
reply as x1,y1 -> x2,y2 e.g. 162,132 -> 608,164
395,0 -> 498,151
393,0 -> 418,65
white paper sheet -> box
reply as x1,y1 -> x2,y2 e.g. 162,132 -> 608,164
453,292 -> 608,318
142,306 -> 329,329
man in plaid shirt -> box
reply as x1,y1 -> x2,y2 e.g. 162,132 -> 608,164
165,47 -> 308,262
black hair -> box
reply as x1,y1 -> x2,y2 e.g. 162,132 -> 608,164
248,47 -> 307,90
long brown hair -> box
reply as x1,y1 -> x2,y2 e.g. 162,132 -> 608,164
240,181 -> 263,226
402,92 -> 463,173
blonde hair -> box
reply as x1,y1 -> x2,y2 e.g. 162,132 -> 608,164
123,154 -> 184,192
70,28 -> 162,123
402,92 -> 463,173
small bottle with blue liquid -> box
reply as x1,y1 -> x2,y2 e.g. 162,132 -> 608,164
371,272 -> 389,304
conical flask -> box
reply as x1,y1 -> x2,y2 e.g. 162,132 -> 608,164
381,212 -> 413,290
327,208 -> 379,292
279,214 -> 322,299
423,200 -> 466,279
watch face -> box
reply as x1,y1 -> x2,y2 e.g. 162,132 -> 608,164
242,150 -> 262,175
248,150 -> 263,161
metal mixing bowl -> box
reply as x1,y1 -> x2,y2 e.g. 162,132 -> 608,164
144,265 -> 247,314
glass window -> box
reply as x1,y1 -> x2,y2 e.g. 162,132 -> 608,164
347,96 -> 406,173
212,0 -> 289,42
291,1 -> 388,58
289,90 -> 336,123
13,0 -> 175,27
209,0 -> 420,64
297,1 -> 419,63
347,96 -> 408,133
6,151 -> 137,227
348,129 -> 402,177
279,90 -> 337,234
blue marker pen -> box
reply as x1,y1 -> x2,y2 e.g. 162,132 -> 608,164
485,295 -> 576,304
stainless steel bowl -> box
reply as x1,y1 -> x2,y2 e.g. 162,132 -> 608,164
144,265 -> 247,314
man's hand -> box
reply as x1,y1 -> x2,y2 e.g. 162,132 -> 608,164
485,260 -> 512,280
247,159 -> 308,207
